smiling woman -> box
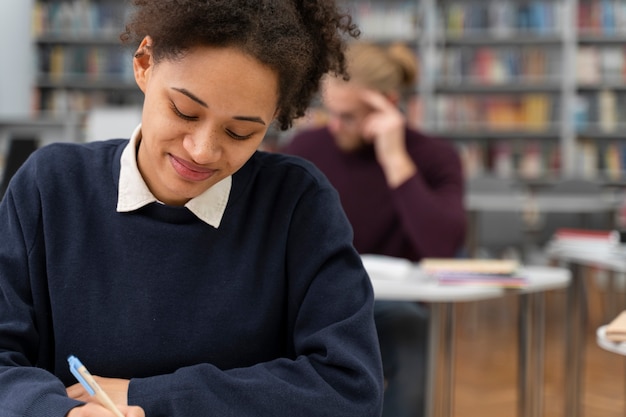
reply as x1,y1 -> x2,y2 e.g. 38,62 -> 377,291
135,44 -> 279,206
0,2 -> 385,417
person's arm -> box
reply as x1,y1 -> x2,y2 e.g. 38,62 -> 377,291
0,148 -> 145,417
0,162 -> 87,417
390,156 -> 466,257
360,89 -> 466,257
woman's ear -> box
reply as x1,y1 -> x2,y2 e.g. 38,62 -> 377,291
133,36 -> 153,93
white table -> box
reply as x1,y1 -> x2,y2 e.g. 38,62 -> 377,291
514,266 -> 571,417
546,242 -> 626,417
362,255 -> 571,417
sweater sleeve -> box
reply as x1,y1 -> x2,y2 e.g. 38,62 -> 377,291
0,163 -> 83,417
391,140 -> 466,258
127,176 -> 384,416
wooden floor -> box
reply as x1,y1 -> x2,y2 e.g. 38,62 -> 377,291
453,281 -> 626,417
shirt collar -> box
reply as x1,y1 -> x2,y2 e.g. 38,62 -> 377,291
116,124 -> 232,228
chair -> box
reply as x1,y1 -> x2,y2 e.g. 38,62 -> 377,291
0,137 -> 38,199
532,178 -> 610,246
465,175 -> 527,259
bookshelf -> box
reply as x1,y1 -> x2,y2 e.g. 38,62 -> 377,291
326,0 -> 626,185
2,0 -> 625,184
31,0 -> 141,116
425,0 -> 573,182
432,0 -> 626,183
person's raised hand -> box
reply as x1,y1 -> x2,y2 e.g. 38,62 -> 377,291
359,89 -> 416,188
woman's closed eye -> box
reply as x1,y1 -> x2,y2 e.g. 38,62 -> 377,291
225,129 -> 253,141
170,100 -> 255,140
170,101 -> 198,121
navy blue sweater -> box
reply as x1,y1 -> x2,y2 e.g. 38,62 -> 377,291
0,140 -> 383,417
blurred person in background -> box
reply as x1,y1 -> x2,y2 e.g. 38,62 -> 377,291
282,41 -> 466,417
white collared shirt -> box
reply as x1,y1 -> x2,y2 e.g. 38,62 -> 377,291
116,124 -> 232,228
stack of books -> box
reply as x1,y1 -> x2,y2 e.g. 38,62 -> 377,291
421,258 -> 526,288
550,228 -> 625,253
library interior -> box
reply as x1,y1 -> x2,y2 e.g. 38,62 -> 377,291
3,1 -> 626,417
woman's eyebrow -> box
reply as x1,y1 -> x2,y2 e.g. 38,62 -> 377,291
233,116 -> 266,126
172,87 -> 267,126
172,87 -> 207,107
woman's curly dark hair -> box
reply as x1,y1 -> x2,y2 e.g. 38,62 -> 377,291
121,0 -> 359,130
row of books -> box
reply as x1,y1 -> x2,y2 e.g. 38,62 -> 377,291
437,46 -> 562,85
434,94 -> 556,131
575,90 -> 626,133
459,137 -> 626,181
37,45 -> 134,81
32,89 -> 142,115
457,139 -> 561,180
438,46 -> 626,85
32,1 -> 128,37
442,1 -> 564,36
576,139 -> 626,180
443,0 -> 626,37
339,1 -> 420,41
578,0 -> 626,34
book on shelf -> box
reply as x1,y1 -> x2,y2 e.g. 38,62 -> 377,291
518,140 -> 544,179
421,258 -> 526,288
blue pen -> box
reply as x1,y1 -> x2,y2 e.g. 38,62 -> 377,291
67,355 -> 125,417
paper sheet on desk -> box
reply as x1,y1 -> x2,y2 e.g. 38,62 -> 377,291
360,254 -> 414,281
606,310 -> 626,342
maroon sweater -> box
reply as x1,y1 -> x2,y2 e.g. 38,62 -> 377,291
282,126 -> 466,261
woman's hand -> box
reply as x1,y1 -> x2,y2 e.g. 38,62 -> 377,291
66,403 -> 145,417
359,89 -> 416,188
67,376 -> 137,416
67,376 -> 130,406
66,375 -> 142,416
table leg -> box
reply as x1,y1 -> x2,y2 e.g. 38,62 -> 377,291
518,292 -> 546,417
426,303 -> 455,417
466,210 -> 478,258
607,270 -> 618,322
565,263 -> 587,417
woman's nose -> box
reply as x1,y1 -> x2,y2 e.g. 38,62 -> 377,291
183,128 -> 222,164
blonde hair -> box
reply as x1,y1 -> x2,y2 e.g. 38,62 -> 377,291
343,42 -> 419,94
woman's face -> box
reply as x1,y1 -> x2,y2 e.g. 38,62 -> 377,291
134,41 -> 278,206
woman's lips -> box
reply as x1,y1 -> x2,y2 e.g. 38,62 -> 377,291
169,154 -> 215,182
